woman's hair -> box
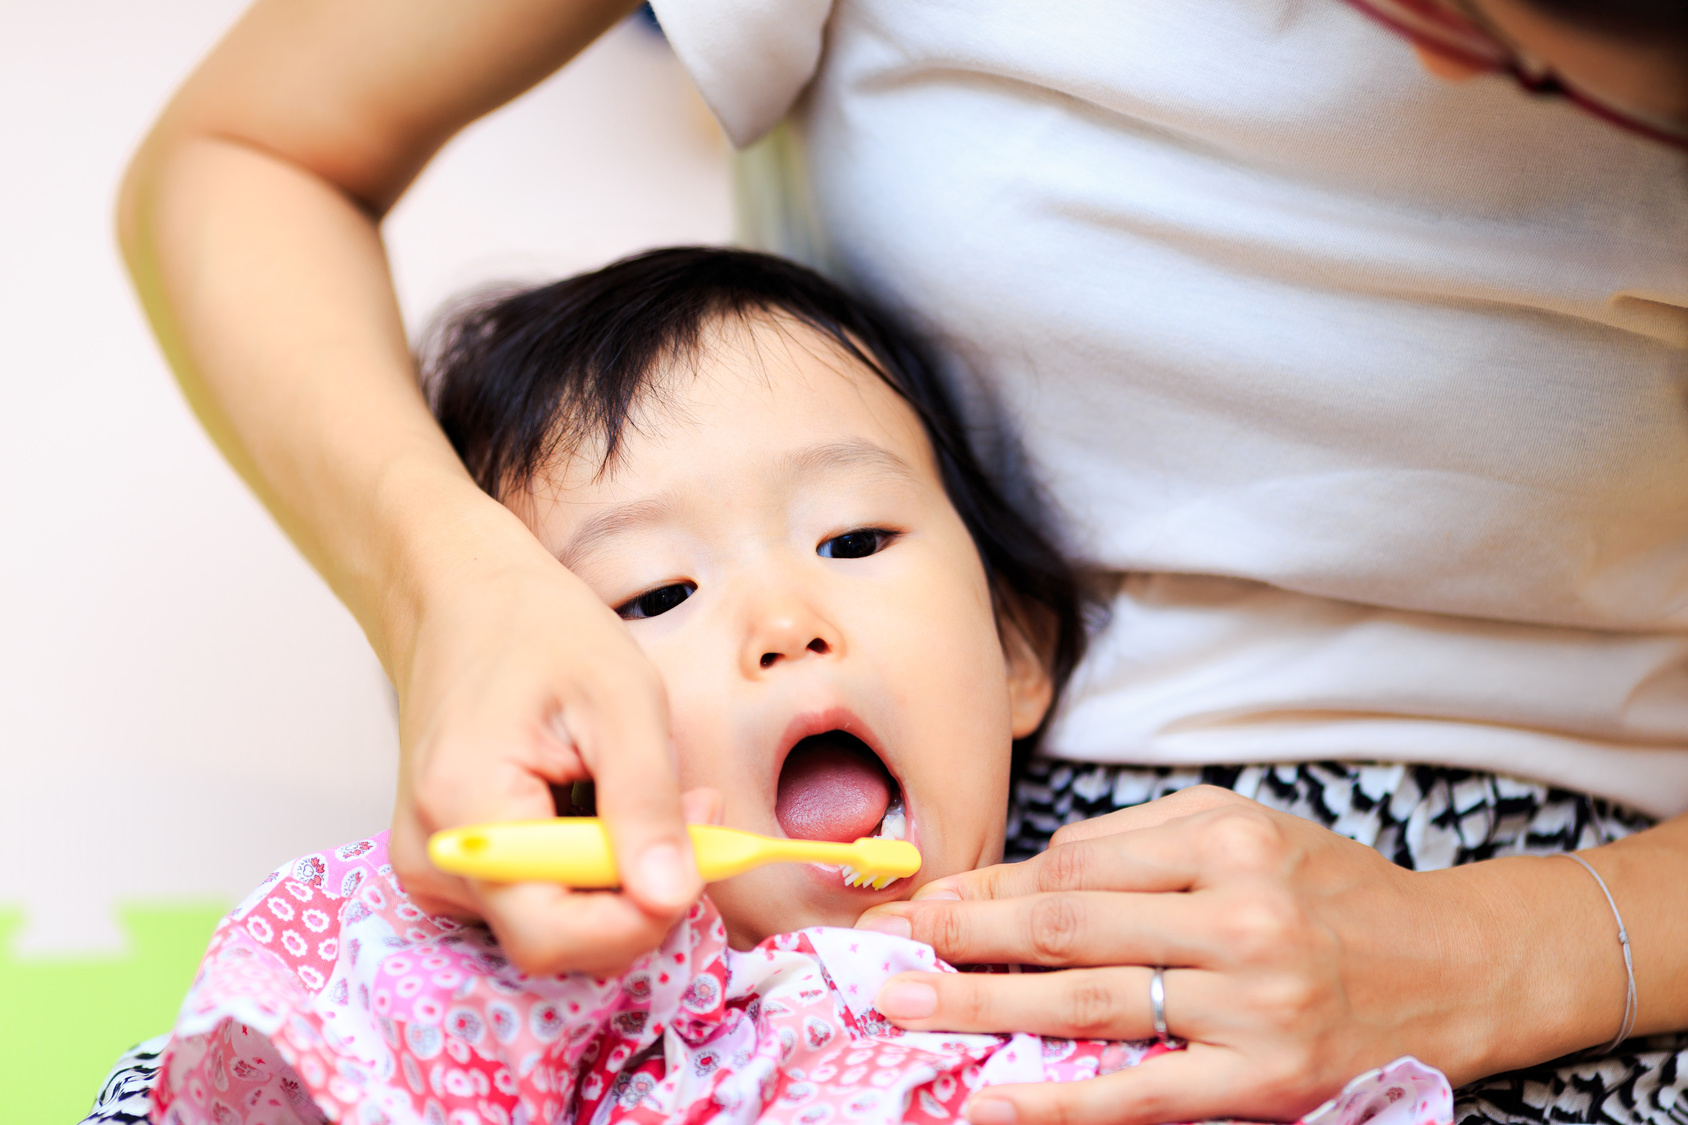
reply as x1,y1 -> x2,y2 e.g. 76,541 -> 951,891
1525,0 -> 1686,42
421,246 -> 1088,756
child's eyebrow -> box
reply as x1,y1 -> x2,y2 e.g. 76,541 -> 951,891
559,495 -> 677,570
780,439 -> 919,486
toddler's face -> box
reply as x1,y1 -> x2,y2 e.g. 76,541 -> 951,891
516,316 -> 1051,947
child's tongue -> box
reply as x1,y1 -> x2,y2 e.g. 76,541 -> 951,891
775,733 -> 892,843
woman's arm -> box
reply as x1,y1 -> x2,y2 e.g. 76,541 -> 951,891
119,0 -> 701,974
858,786 -> 1688,1125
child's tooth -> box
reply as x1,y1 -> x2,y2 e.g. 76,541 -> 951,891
873,799 -> 907,842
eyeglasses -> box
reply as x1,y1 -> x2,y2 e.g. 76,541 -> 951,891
1342,0 -> 1688,151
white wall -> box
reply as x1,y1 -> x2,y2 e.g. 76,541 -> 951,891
0,3 -> 732,954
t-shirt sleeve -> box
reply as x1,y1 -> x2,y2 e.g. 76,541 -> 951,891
647,0 -> 834,148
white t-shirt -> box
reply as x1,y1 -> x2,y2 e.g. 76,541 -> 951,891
648,0 -> 1688,817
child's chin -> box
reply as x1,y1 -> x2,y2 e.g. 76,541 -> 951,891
715,872 -> 903,949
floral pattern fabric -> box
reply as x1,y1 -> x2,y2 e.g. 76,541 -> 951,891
150,832 -> 1451,1125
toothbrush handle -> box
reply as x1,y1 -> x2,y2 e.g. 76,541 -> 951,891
429,819 -> 621,885
428,820 -> 829,887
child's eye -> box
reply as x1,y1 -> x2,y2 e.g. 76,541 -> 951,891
616,582 -> 696,620
818,529 -> 895,560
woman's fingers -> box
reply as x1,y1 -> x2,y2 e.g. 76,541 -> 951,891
875,965 -> 1218,1041
901,828 -> 1200,908
402,789 -> 720,978
863,889 -> 1215,968
390,727 -> 563,919
860,804 -> 1287,965
681,785 -> 725,826
1045,784 -> 1247,847
387,793 -> 478,918
895,787 -> 1253,908
866,798 -> 1311,966
964,1044 -> 1277,1125
560,664 -> 701,914
474,881 -> 677,976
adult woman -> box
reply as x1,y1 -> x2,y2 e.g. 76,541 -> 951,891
116,1 -> 1687,1123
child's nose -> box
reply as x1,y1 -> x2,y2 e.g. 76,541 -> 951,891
759,635 -> 831,669
742,593 -> 839,676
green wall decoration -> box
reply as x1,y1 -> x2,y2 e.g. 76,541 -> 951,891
0,903 -> 227,1124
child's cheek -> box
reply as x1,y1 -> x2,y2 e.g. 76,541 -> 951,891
642,629 -> 725,760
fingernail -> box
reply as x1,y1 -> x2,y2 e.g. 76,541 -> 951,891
964,1097 -> 1018,1125
854,913 -> 911,939
912,885 -> 961,902
636,843 -> 693,907
875,979 -> 938,1019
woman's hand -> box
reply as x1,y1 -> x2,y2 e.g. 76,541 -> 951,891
855,785 -> 1631,1125
388,504 -> 703,976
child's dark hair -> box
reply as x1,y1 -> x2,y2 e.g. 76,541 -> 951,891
422,246 -> 1086,755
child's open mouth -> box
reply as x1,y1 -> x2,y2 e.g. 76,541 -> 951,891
775,729 -> 910,890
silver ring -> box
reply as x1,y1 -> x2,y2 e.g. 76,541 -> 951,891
1149,966 -> 1170,1043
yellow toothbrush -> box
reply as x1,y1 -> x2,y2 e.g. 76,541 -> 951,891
428,819 -> 922,890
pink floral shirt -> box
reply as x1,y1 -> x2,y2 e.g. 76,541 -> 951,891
153,834 -> 1452,1125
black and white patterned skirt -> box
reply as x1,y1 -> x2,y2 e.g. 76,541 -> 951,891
81,1033 -> 168,1124
1008,759 -> 1688,1125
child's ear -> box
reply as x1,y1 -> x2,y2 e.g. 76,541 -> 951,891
1001,609 -> 1055,740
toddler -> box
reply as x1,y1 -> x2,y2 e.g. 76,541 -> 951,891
146,250 -> 1450,1125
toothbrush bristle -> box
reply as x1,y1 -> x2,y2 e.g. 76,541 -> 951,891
834,837 -> 920,889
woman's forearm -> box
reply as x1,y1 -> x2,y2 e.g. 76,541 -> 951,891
1604,811 -> 1688,1032
116,0 -> 639,669
1418,809 -> 1688,1080
1409,808 -> 1688,1081
119,129 -> 503,671
1520,810 -> 1688,1042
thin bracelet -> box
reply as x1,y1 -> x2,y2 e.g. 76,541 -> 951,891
1560,852 -> 1637,1054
